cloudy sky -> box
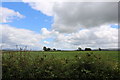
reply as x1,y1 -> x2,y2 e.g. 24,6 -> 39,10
0,0 -> 119,50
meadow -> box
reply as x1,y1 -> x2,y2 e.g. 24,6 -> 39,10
2,50 -> 120,79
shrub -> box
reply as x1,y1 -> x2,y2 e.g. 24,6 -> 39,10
2,51 -> 120,79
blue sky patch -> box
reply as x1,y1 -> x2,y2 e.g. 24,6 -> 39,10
2,2 -> 53,33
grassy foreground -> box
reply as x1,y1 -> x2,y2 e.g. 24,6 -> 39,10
2,51 -> 120,79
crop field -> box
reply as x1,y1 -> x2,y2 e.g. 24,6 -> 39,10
2,51 -> 120,79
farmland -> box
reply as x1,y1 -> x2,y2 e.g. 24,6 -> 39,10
2,51 -> 120,79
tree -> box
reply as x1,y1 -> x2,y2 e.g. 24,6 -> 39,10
99,48 -> 102,51
43,46 -> 47,51
53,48 -> 56,51
85,48 -> 91,51
47,48 -> 51,51
78,47 -> 82,51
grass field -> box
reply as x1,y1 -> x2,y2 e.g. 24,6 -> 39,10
2,51 -> 120,79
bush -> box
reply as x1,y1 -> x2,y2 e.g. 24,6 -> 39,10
2,51 -> 120,79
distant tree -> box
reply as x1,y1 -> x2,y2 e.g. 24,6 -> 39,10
78,47 -> 82,51
43,46 -> 47,51
47,48 -> 51,51
53,48 -> 56,51
99,48 -> 102,51
85,48 -> 91,51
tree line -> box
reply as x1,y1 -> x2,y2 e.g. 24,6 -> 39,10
43,46 -> 58,51
43,46 -> 102,51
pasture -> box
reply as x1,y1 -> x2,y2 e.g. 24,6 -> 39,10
2,51 -> 120,79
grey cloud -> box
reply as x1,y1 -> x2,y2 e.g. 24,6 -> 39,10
52,2 -> 118,33
23,2 -> 118,33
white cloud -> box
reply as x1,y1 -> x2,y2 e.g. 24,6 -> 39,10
43,41 -> 49,44
0,25 -> 56,50
46,24 -> 117,49
0,24 -> 43,50
68,25 -> 118,49
27,2 -> 54,16
0,24 -> 118,50
40,25 -> 118,49
41,28 -> 51,36
0,7 -> 24,23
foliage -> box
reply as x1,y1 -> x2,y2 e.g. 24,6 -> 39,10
99,48 -> 102,51
43,46 -> 52,51
2,51 -> 120,79
77,47 -> 82,51
43,46 -> 47,51
53,48 -> 56,51
85,48 -> 92,51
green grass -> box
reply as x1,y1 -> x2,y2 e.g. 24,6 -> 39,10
4,50 -> 117,59
2,51 -> 120,79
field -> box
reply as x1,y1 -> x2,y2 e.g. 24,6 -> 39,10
2,51 -> 120,79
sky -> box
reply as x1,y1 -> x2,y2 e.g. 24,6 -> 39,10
0,1 -> 119,50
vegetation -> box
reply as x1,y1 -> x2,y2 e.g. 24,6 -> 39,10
77,47 -> 82,51
99,48 -> 102,51
2,50 -> 120,79
43,46 -> 56,51
85,48 -> 92,51
43,46 -> 47,51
